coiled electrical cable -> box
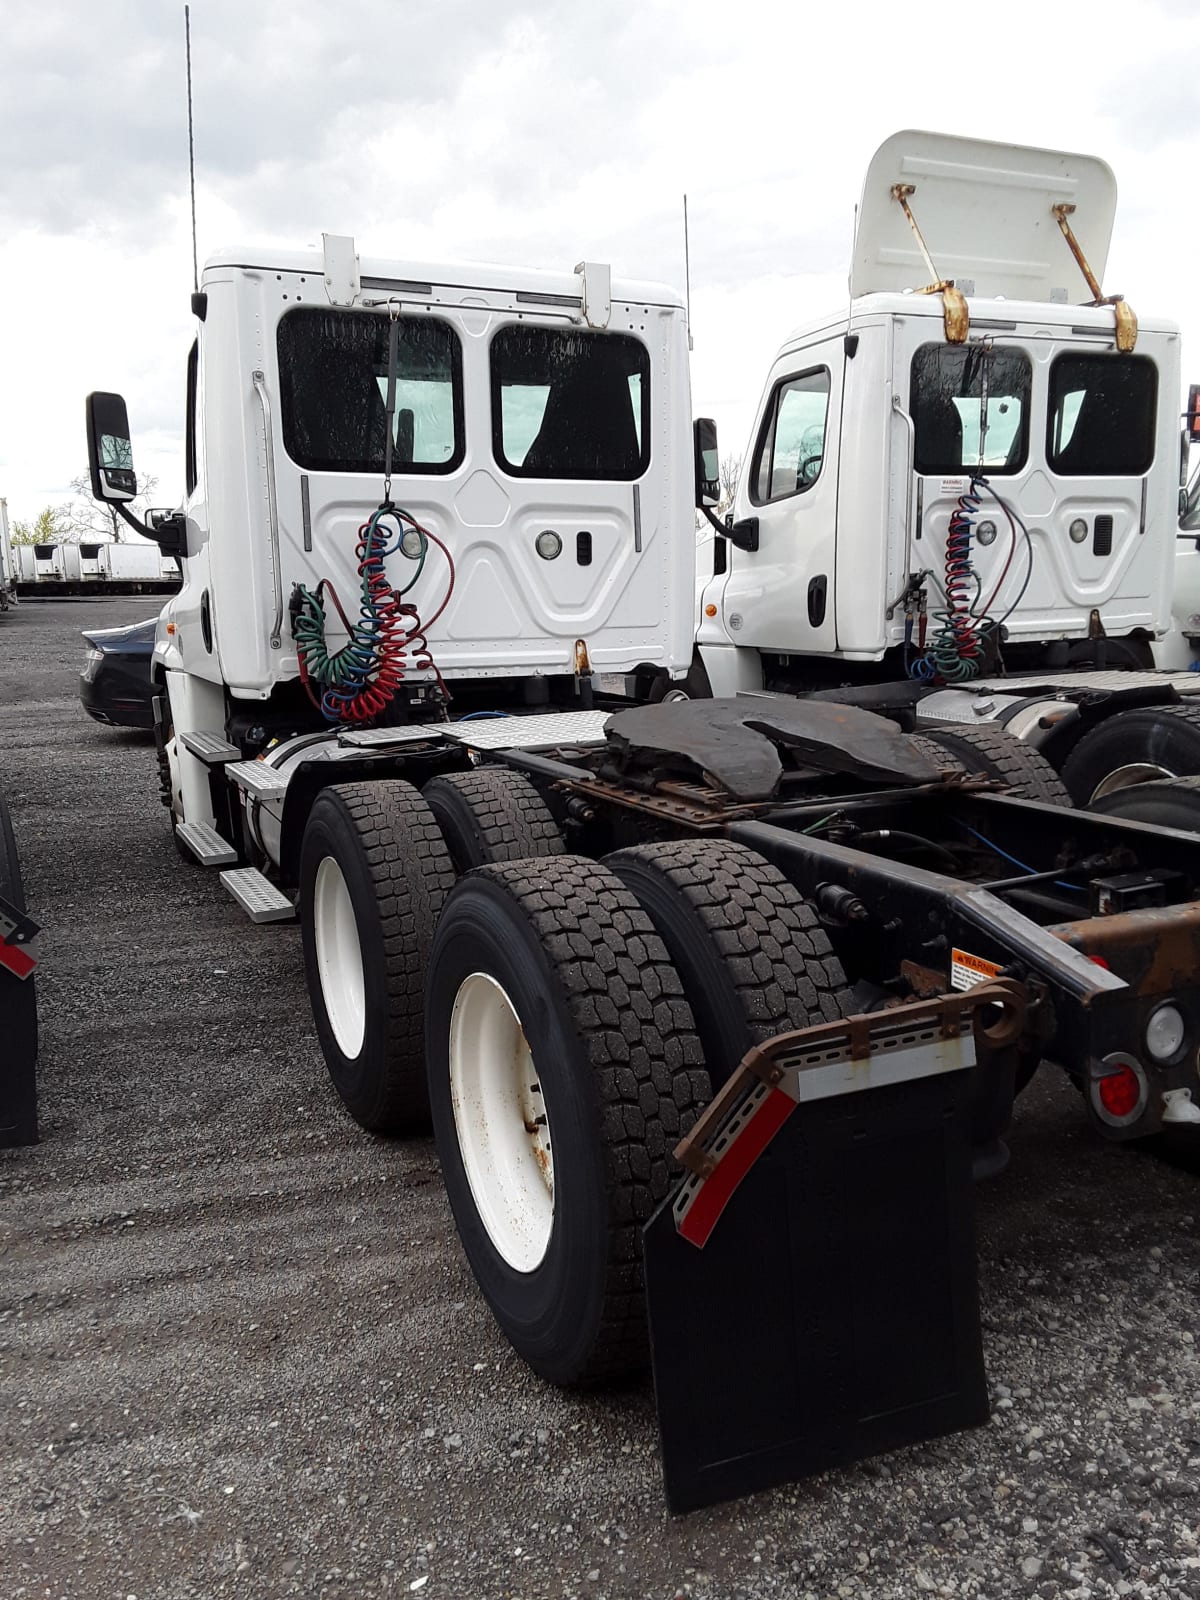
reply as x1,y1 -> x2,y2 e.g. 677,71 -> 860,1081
292,503 -> 454,724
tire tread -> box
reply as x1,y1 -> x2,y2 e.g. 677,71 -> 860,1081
919,723 -> 1071,806
466,856 -> 708,1381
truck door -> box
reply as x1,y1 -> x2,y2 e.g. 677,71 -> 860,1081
719,343 -> 841,655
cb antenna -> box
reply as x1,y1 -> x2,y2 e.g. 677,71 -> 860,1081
683,193 -> 693,352
185,4 -> 198,293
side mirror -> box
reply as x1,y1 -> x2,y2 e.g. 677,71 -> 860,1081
1189,385 -> 1200,444
86,392 -> 138,503
694,417 -> 720,508
145,508 -> 175,531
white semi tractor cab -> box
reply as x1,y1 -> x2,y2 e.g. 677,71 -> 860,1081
698,131 -> 1200,808
88,195 -> 1200,1511
130,243 -> 693,842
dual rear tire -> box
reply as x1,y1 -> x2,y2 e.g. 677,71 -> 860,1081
298,770 -> 851,1384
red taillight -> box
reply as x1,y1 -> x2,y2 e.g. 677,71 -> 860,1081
1088,954 -> 1111,970
1098,1064 -> 1140,1118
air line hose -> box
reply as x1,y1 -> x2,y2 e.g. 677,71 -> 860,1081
291,503 -> 455,724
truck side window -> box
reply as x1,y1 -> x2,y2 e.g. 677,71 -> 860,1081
277,308 -> 464,475
185,340 -> 199,496
490,326 -> 650,481
911,344 -> 1030,475
1047,354 -> 1157,476
749,369 -> 830,505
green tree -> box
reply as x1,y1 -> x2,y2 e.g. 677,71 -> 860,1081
11,507 -> 65,545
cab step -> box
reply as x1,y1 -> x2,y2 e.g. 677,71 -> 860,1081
176,821 -> 238,866
179,730 -> 241,764
219,867 -> 295,923
226,760 -> 289,798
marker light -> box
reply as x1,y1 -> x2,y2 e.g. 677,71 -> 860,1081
535,531 -> 562,560
704,603 -> 718,618
1098,1062 -> 1141,1119
976,519 -> 997,546
1069,518 -> 1089,543
400,529 -> 424,559
1144,1002 -> 1186,1063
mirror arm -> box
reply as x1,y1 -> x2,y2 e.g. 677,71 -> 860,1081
114,502 -> 153,539
698,503 -> 729,539
700,506 -> 759,553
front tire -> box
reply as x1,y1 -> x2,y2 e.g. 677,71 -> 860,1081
425,857 -> 709,1385
299,781 -> 454,1134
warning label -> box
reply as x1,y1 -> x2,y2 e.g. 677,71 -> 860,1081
940,476 -> 971,498
950,948 -> 1002,992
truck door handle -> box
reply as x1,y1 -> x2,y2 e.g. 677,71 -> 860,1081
808,575 -> 828,628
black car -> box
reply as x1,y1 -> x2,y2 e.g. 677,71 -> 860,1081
79,617 -> 158,729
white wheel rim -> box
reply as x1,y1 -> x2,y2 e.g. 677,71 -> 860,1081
313,856 -> 366,1059
449,972 -> 554,1273
1088,761 -> 1175,804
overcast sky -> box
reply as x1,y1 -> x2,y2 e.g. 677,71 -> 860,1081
2,0 -> 1198,524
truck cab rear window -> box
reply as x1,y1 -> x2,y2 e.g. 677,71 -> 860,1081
911,344 -> 1030,475
1047,354 -> 1157,476
490,326 -> 650,480
277,308 -> 464,474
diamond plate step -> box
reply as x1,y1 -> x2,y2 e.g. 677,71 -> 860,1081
226,760 -> 289,798
338,725 -> 447,748
441,711 -> 611,750
219,867 -> 295,923
179,730 -> 241,764
176,821 -> 238,866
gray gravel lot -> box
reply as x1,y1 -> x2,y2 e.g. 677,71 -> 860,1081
2,596 -> 1199,1600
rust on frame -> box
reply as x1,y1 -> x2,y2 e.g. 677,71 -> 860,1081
1051,900 -> 1200,998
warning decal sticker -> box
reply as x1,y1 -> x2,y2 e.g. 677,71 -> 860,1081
950,948 -> 1002,992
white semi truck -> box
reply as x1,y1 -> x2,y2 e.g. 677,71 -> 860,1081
87,212 -> 1200,1510
698,131 -> 1200,811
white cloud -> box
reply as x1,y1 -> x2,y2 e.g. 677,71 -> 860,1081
1,0 -> 1198,521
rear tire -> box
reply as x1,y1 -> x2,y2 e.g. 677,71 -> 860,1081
606,839 -> 852,1085
424,858 -> 709,1385
299,781 -> 454,1134
1087,773 -> 1200,832
0,785 -> 37,1145
1061,704 -> 1200,806
917,723 -> 1072,806
423,768 -> 563,872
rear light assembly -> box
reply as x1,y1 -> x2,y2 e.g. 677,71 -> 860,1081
1089,1054 -> 1147,1128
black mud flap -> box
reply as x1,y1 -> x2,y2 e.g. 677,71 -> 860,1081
643,998 -> 1001,1513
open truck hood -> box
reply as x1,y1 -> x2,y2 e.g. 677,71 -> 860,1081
851,129 -> 1117,304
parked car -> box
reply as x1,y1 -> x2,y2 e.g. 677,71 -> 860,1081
79,617 -> 157,729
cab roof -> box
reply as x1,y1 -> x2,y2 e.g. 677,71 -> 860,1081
202,244 -> 685,311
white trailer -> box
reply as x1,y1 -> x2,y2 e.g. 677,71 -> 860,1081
57,543 -> 83,584
78,541 -> 106,577
100,541 -> 162,583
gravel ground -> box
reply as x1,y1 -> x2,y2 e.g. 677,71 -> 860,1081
1,596 -> 1199,1600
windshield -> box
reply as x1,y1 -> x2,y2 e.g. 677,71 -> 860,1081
910,344 -> 1030,476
